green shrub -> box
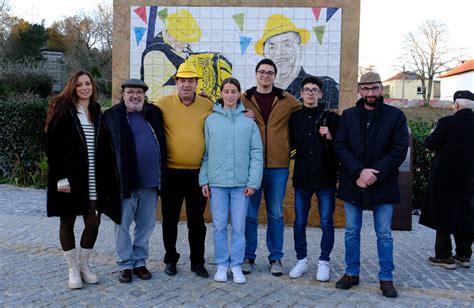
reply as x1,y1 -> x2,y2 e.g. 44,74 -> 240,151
0,59 -> 53,98
0,96 -> 48,187
408,117 -> 436,209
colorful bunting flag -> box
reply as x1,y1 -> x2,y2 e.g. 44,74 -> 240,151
134,27 -> 147,46
311,8 -> 321,21
326,8 -> 339,22
313,26 -> 325,45
233,13 -> 245,32
239,36 -> 252,55
133,6 -> 147,24
158,8 -> 168,23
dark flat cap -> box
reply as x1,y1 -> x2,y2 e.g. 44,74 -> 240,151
121,78 -> 149,91
453,90 -> 474,101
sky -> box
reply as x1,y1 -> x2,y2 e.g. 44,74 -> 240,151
10,0 -> 474,80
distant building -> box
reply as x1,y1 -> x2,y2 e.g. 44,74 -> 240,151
41,50 -> 66,93
439,59 -> 474,101
383,71 -> 440,101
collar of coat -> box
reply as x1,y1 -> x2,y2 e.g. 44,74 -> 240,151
243,86 -> 286,100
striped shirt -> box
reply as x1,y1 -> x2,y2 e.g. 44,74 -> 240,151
77,105 -> 97,201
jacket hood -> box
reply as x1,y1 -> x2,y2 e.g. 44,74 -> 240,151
212,100 -> 246,115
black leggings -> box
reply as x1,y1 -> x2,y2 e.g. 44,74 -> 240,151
59,201 -> 101,251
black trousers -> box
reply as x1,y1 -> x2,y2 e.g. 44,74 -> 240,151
161,168 -> 207,266
435,231 -> 473,259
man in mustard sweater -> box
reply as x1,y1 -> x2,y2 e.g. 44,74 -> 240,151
155,62 -> 213,278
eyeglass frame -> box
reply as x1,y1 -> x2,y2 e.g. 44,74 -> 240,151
124,89 -> 145,96
301,87 -> 321,94
359,85 -> 382,95
256,70 -> 276,77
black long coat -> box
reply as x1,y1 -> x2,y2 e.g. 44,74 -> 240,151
45,102 -> 121,224
419,109 -> 474,235
334,97 -> 409,207
289,104 -> 340,190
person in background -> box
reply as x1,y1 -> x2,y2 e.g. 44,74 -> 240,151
420,90 -> 474,269
44,70 -> 121,289
288,76 -> 339,281
103,79 -> 167,283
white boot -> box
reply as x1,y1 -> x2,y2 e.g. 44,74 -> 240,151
231,266 -> 247,284
214,265 -> 228,282
316,260 -> 330,282
63,248 -> 83,289
79,248 -> 99,284
289,258 -> 308,278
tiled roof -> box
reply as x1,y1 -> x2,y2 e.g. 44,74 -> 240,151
384,71 -> 421,82
439,59 -> 474,78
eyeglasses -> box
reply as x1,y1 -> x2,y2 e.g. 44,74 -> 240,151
125,90 -> 145,96
302,88 -> 320,94
257,70 -> 275,77
360,86 -> 381,94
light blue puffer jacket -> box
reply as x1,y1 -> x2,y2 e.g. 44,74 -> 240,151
199,102 -> 263,189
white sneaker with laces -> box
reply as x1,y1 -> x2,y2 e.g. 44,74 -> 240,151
316,260 -> 330,282
289,258 -> 308,278
231,266 -> 247,284
214,265 -> 228,282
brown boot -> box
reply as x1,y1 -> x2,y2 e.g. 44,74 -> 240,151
380,281 -> 398,298
335,274 -> 359,290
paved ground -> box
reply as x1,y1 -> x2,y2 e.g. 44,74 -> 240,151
0,184 -> 473,307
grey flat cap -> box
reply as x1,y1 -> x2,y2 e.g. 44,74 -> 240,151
121,78 -> 149,91
359,72 -> 382,85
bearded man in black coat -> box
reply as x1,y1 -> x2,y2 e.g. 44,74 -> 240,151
420,90 -> 474,270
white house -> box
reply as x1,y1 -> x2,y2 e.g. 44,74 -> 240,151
439,59 -> 474,101
383,71 -> 440,101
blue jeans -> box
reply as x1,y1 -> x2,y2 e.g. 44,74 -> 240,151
115,189 -> 158,270
344,202 -> 394,281
245,168 -> 289,262
210,187 -> 249,267
294,187 -> 336,261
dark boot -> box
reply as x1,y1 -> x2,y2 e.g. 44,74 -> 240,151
380,281 -> 398,298
335,274 -> 359,290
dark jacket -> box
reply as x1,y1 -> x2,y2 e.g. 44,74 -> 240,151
334,97 -> 409,207
419,108 -> 474,235
45,102 -> 121,224
241,86 -> 301,168
289,104 -> 340,190
103,101 -> 167,199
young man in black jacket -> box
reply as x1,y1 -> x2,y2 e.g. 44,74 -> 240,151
334,72 -> 408,298
288,76 -> 339,282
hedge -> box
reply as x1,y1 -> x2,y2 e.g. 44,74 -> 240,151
0,96 -> 48,187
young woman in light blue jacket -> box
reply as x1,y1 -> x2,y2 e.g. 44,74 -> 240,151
199,78 -> 263,284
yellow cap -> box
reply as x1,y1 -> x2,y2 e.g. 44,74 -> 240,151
255,14 -> 310,56
165,9 -> 202,43
172,61 -> 201,79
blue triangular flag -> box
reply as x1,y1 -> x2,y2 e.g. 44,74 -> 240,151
326,8 -> 339,22
240,36 -> 252,55
134,27 -> 147,46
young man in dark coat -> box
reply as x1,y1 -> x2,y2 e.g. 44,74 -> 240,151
103,79 -> 167,283
334,72 -> 409,298
420,90 -> 474,269
288,76 -> 339,281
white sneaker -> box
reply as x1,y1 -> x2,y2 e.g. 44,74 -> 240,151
316,260 -> 330,282
289,258 -> 308,278
214,265 -> 228,282
231,266 -> 247,284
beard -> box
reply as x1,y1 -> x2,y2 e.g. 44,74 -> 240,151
363,96 -> 380,107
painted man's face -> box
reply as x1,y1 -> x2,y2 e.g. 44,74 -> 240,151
263,32 -> 303,83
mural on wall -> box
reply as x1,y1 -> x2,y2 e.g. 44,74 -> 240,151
130,6 -> 342,106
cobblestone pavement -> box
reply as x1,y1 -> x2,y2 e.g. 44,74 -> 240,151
0,184 -> 473,306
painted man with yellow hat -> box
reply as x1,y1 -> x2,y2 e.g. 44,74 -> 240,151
256,14 -> 339,108
154,61 -> 213,279
141,9 -> 202,101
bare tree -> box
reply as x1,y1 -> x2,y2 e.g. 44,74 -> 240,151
0,0 -> 17,55
400,19 -> 460,105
